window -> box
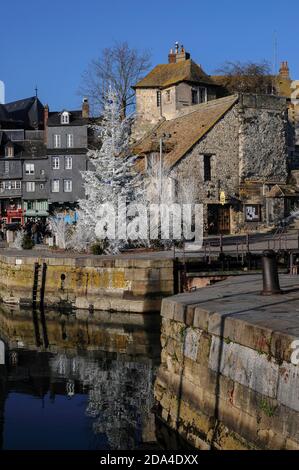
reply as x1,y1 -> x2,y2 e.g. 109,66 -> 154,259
64,179 -> 72,192
203,155 -> 212,182
26,182 -> 35,192
40,183 -> 45,190
191,88 -> 198,105
52,156 -> 60,169
40,169 -> 45,176
67,134 -> 74,148
156,91 -> 161,107
25,163 -> 35,175
5,145 -> 14,157
0,181 -> 19,192
4,161 -> 9,173
27,201 -> 33,210
61,111 -> 70,124
65,156 -> 72,169
165,90 -> 171,102
199,87 -> 207,103
52,179 -> 59,192
192,87 -> 207,105
54,134 -> 61,148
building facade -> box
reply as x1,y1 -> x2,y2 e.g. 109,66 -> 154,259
132,44 -> 221,140
134,93 -> 290,234
0,96 -> 92,223
45,99 -> 90,211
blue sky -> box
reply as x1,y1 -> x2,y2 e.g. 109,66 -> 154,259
1,0 -> 297,110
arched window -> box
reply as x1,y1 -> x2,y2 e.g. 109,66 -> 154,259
61,111 -> 70,124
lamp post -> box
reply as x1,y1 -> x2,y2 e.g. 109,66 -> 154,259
158,133 -> 171,203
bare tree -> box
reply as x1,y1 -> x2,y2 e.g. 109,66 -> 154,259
79,42 -> 151,118
215,60 -> 273,95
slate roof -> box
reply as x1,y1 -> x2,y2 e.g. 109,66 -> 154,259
133,95 -> 238,171
0,130 -> 46,158
133,59 -> 218,89
47,110 -> 90,127
0,96 -> 44,129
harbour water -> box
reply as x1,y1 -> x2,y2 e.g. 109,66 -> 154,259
0,305 -> 161,450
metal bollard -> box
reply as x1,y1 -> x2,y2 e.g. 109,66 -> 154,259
261,250 -> 282,295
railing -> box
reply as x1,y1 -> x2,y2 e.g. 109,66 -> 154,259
201,228 -> 296,255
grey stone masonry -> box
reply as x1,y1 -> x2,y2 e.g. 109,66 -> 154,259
156,274 -> 299,450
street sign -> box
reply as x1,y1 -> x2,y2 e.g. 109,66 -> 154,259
220,191 -> 226,205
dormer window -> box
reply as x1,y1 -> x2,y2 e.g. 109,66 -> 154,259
5,143 -> 14,158
191,87 -> 207,105
61,111 -> 70,124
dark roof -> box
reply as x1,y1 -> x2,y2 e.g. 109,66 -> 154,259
133,95 -> 238,170
0,96 -> 44,130
134,59 -> 218,89
47,110 -> 90,127
0,130 -> 47,158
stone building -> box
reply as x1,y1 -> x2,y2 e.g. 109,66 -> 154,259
134,93 -> 289,234
132,44 -> 221,140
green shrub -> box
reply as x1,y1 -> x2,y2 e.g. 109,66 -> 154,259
22,235 -> 34,250
90,240 -> 107,255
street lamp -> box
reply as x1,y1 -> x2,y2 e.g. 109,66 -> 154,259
158,133 -> 171,202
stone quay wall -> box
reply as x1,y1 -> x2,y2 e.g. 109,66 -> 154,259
154,275 -> 299,450
0,253 -> 174,313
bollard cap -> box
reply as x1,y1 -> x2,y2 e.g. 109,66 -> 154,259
262,249 -> 277,258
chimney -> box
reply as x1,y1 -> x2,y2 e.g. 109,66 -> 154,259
44,104 -> 49,144
168,48 -> 176,64
175,44 -> 190,63
82,97 -> 89,118
279,61 -> 290,80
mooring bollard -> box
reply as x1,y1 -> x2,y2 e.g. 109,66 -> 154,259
261,249 -> 282,295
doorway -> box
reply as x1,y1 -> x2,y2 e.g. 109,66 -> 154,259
207,204 -> 231,234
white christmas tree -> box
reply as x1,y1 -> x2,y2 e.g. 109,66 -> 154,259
75,88 -> 141,253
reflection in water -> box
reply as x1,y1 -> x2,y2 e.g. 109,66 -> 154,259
0,305 -> 161,450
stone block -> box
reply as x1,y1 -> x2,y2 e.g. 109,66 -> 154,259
161,300 -> 176,320
173,302 -> 187,323
285,438 -> 299,450
209,336 -> 279,398
277,362 -> 299,412
193,306 -> 211,330
183,327 -> 201,360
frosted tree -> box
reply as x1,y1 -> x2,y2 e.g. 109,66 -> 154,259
49,213 -> 71,250
12,230 -> 25,250
75,88 -> 142,253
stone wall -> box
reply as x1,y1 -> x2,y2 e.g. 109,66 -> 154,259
169,94 -> 289,234
155,275 -> 299,450
171,107 -> 240,205
238,94 -> 288,183
0,254 -> 174,313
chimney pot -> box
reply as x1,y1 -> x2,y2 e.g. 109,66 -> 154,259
279,60 -> 290,79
